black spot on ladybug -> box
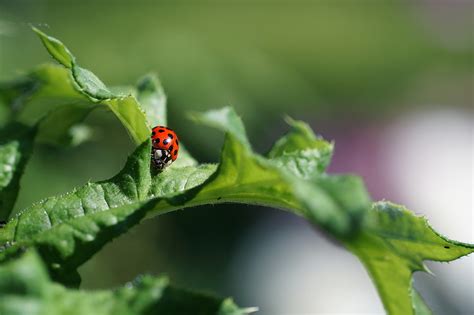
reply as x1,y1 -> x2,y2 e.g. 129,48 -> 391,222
175,139 -> 179,145
163,139 -> 170,145
158,129 -> 165,133
444,245 -> 450,249
173,150 -> 177,155
168,133 -> 174,139
169,145 -> 174,152
151,131 -> 156,136
154,138 -> 160,144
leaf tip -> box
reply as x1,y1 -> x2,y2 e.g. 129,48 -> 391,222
283,114 -> 296,125
219,298 -> 259,315
242,306 -> 260,314
32,26 -> 75,68
422,263 -> 435,276
31,25 -> 42,34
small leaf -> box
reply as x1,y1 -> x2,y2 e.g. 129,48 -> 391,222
72,66 -> 114,100
136,73 -> 167,127
191,108 -> 370,236
32,27 -> 75,68
32,28 -> 150,144
0,250 -> 249,315
135,73 -> 198,167
189,107 -> 251,149
267,117 -> 333,178
345,202 -> 474,315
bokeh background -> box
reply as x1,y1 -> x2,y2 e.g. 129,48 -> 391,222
0,0 -> 472,314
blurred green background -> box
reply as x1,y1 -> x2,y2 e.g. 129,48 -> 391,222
0,0 -> 472,314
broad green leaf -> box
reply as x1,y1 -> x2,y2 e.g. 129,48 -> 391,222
0,107 -> 369,282
344,202 -> 474,315
0,141 -> 153,279
0,123 -> 36,221
0,30 -> 195,222
0,141 -> 212,281
188,107 -> 369,235
1,29 -> 471,315
0,250 -> 251,315
0,103 -> 471,314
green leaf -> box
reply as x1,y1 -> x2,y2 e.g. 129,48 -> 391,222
0,141 -> 152,279
0,107 -> 369,282
0,102 -> 471,314
71,66 -> 114,100
1,63 -> 148,146
267,117 -> 333,178
0,250 -> 250,315
2,29 -> 471,315
0,141 -> 211,282
32,27 -> 75,69
134,73 -> 196,167
136,73 -> 167,127
188,107 -> 370,235
0,123 -> 36,221
286,174 -> 370,234
31,28 -> 150,144
411,289 -> 432,315
345,202 -> 474,315
189,107 -> 251,149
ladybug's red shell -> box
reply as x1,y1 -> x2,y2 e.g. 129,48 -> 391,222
151,126 -> 179,170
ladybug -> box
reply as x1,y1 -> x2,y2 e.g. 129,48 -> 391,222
150,125 -> 179,170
